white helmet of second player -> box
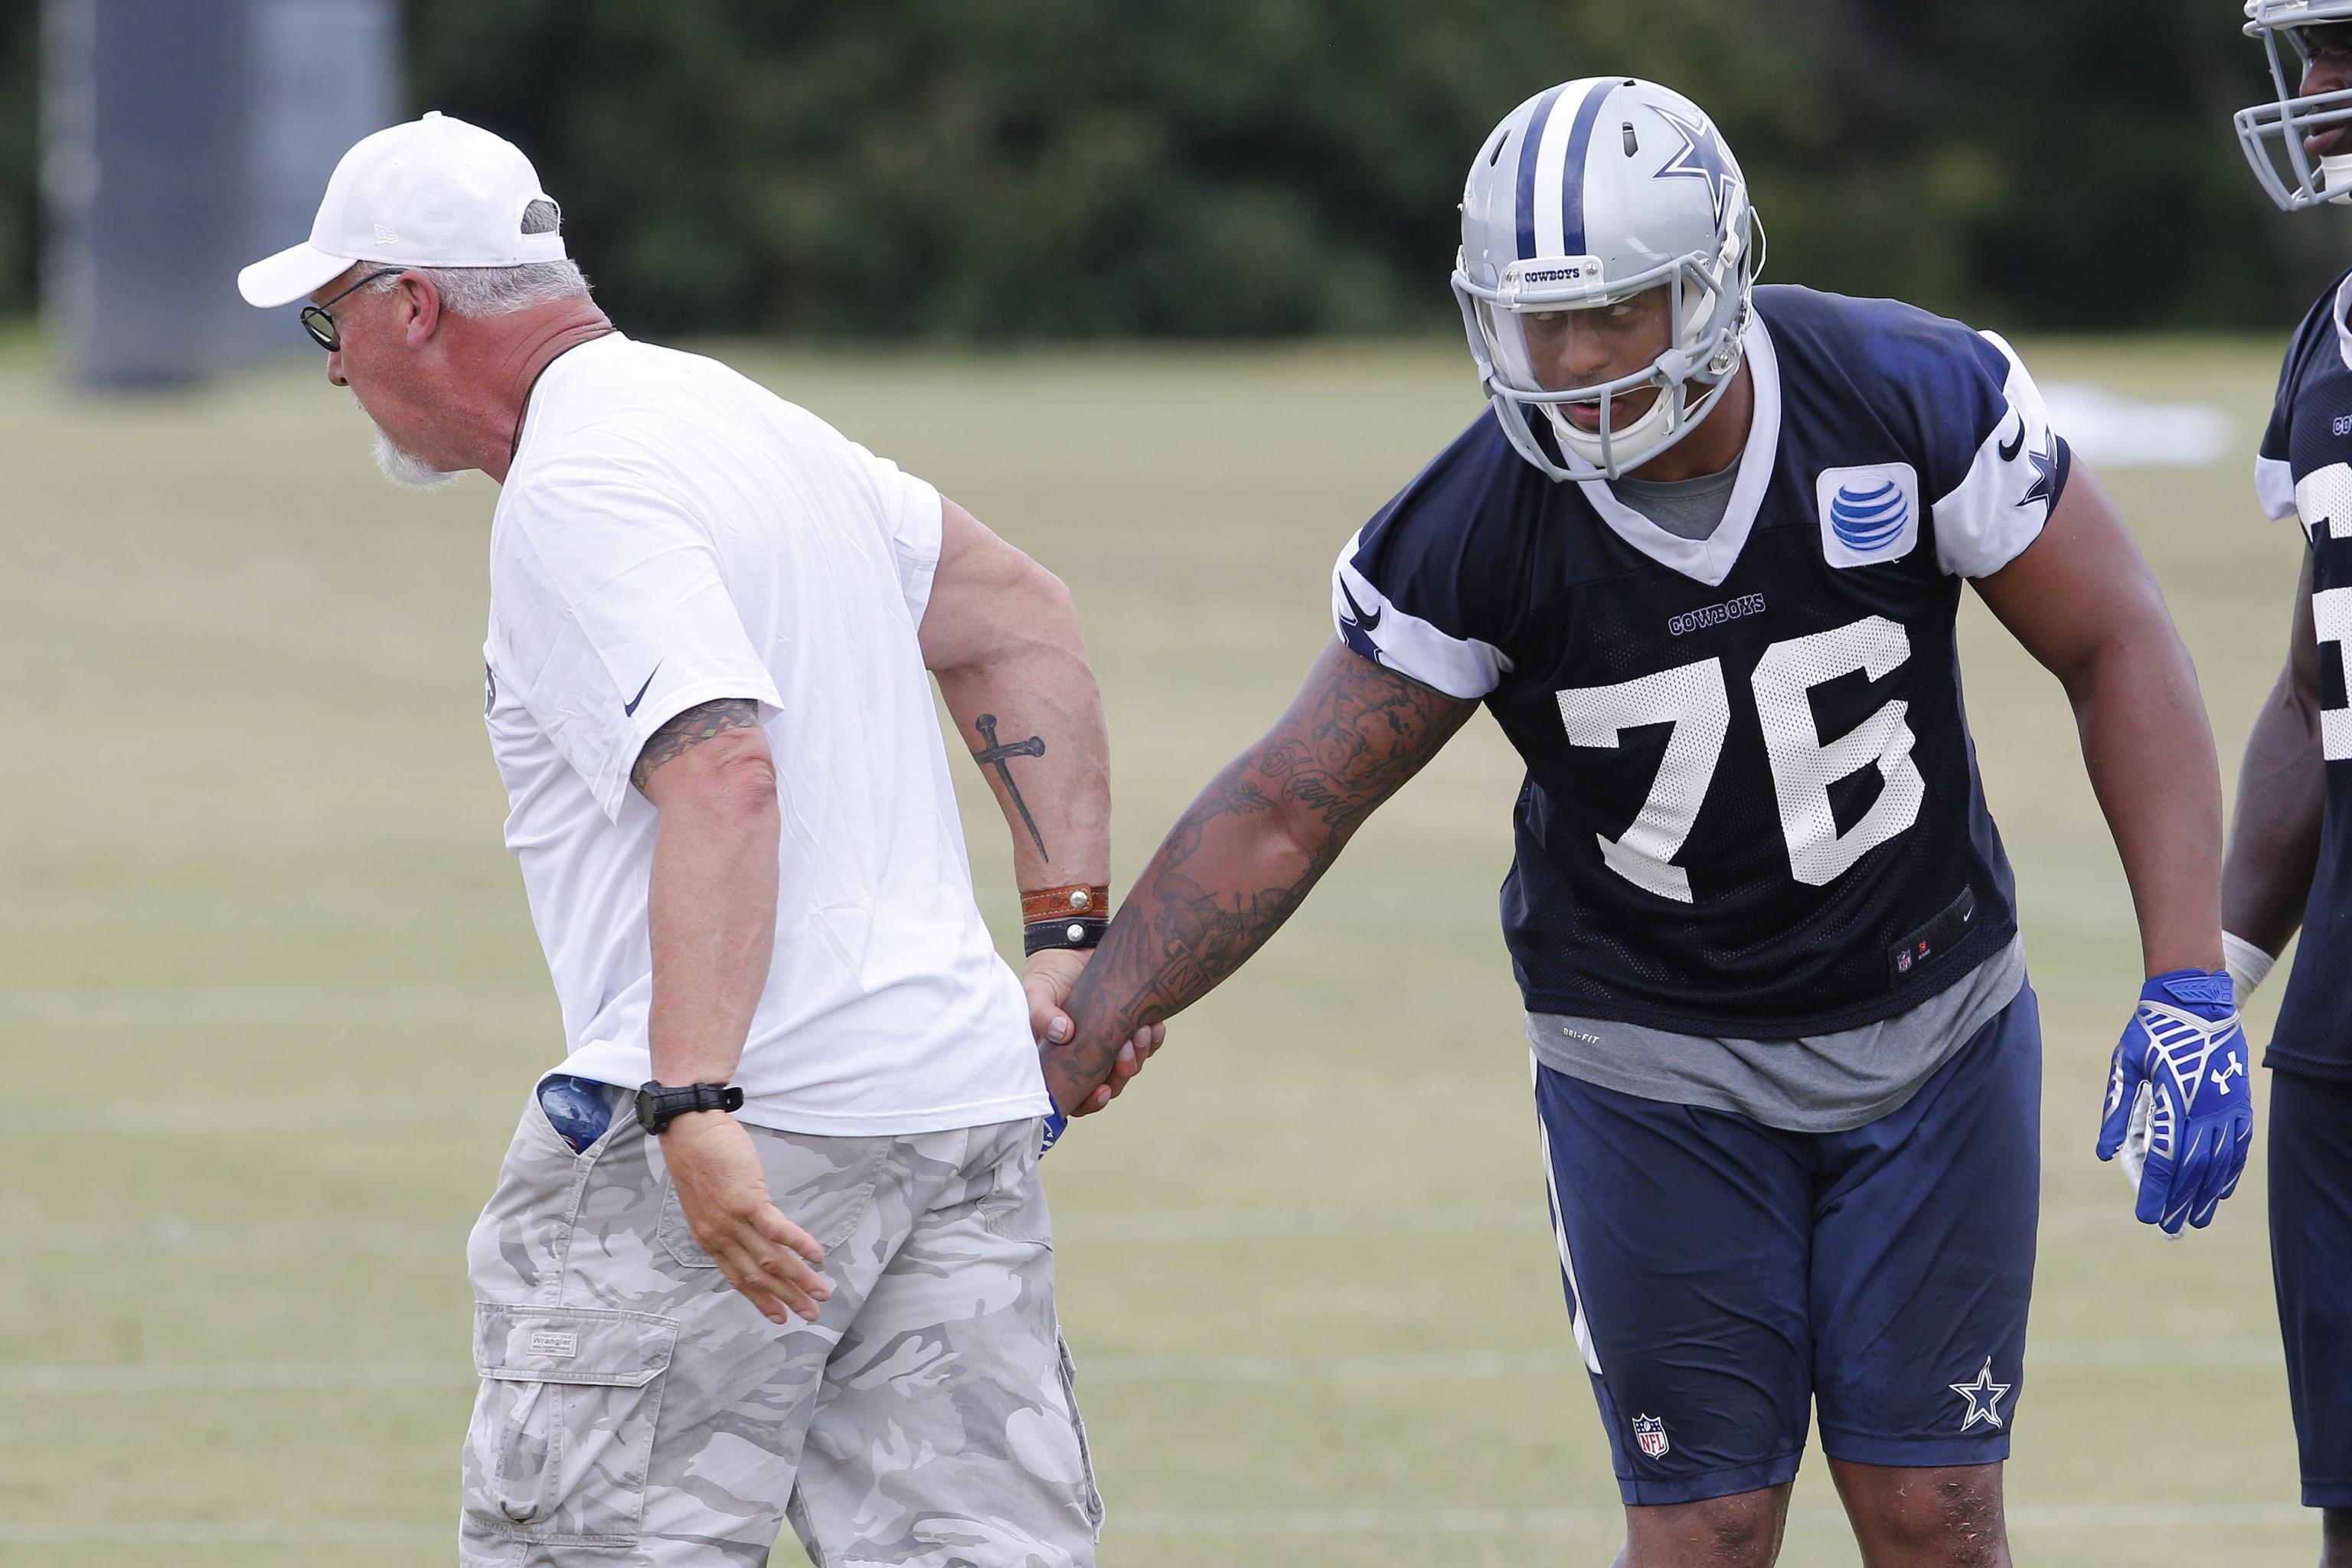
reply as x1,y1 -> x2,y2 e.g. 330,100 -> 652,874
2236,0 -> 2352,210
1452,77 -> 1759,481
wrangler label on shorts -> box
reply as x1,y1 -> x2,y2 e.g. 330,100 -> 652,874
528,1328 -> 580,1360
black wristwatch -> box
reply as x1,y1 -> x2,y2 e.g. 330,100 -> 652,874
635,1080 -> 744,1135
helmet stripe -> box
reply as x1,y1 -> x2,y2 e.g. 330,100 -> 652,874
1514,84 -> 1569,260
1557,80 -> 1618,256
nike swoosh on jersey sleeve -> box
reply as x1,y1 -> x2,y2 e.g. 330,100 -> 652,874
1929,330 -> 2069,580
1331,534 -> 1510,700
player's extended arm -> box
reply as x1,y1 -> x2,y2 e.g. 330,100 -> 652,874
2220,550 -> 2324,976
1043,639 -> 1478,1112
1976,462 -> 2249,1231
633,701 -> 834,1325
1971,463 -> 2225,977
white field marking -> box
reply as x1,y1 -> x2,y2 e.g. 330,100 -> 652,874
0,886 -> 508,921
14,1198 -> 2243,1249
0,1503 -> 2311,1545
0,1336 -> 2279,1396
0,978 -> 544,1029
18,1204 -> 1547,1248
15,1099 -> 523,1138
1112,1502 -> 2313,1534
0,1521 -> 446,1546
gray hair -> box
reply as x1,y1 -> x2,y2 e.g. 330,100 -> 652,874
364,200 -> 591,317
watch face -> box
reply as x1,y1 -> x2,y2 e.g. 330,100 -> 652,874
635,1086 -> 664,1134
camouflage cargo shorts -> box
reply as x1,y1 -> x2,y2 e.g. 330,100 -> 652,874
458,1082 -> 1103,1566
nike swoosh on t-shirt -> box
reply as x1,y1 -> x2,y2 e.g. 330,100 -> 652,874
623,664 -> 661,717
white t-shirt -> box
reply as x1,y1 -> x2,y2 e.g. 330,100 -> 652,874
482,334 -> 1047,1135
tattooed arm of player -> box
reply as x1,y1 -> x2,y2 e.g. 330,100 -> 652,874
1045,639 -> 1478,1112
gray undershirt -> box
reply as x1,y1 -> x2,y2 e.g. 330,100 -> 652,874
1612,453 -> 1745,540
1529,938 -> 2027,1132
1536,456 -> 2027,1132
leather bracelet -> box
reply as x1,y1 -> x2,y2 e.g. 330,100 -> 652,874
1021,884 -> 1109,925
1024,916 -> 1109,955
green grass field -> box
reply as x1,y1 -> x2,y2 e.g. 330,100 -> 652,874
0,332 -> 2319,1566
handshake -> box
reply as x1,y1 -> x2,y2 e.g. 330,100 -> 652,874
1021,945 -> 1165,1155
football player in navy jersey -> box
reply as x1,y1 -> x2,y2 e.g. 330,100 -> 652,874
1052,78 -> 2247,1565
2226,9 -> 2352,1564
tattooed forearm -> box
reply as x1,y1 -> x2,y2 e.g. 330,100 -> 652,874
971,713 -> 1050,861
632,698 -> 764,792
1044,640 -> 1475,1106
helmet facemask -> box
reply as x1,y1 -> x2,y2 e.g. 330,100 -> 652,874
1454,213 -> 1758,482
2236,2 -> 2352,210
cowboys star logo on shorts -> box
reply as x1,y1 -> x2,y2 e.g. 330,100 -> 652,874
1631,1413 -> 1671,1459
1947,1357 -> 2011,1432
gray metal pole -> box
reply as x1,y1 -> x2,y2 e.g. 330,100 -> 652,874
42,0 -> 397,390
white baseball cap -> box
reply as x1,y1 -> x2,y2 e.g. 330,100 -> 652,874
237,111 -> 566,309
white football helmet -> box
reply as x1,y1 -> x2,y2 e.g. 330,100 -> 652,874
2236,0 -> 2352,210
1452,77 -> 1760,481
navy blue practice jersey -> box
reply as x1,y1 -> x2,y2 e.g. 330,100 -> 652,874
1335,284 -> 2071,1035
2257,269 -> 2352,1080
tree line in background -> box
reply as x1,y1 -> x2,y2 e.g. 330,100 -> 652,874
0,2 -> 34,328
0,0 -> 2346,338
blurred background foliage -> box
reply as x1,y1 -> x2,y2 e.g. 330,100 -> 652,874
0,0 -> 35,325
4,0 -> 2348,337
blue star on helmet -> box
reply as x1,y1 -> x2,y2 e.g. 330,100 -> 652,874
1948,1357 -> 2011,1431
1653,106 -> 1741,229
2021,427 -> 2060,513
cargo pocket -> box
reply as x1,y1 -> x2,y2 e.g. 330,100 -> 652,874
1056,1330 -> 1107,1534
977,1125 -> 1053,1246
464,1303 -> 679,1547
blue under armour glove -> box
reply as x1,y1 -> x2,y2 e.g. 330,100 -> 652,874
2095,969 -> 2253,1233
1039,1107 -> 1068,1156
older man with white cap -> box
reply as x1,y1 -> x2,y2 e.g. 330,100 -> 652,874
241,111 -> 1158,1566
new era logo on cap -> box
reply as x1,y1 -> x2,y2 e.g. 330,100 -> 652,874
1815,462 -> 1921,568
236,111 -> 565,309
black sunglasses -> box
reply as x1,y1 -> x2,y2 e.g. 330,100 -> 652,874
299,268 -> 403,351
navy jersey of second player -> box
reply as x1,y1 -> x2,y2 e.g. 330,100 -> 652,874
2256,269 -> 2352,1079
1336,285 -> 2070,1036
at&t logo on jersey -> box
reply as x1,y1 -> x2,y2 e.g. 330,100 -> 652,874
1630,1413 -> 1671,1459
1815,462 -> 1922,568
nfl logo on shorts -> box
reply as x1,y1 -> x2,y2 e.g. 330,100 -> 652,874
1632,1413 -> 1671,1459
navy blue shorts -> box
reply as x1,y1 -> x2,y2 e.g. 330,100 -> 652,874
1533,984 -> 2041,1505
2269,1067 -> 2352,1509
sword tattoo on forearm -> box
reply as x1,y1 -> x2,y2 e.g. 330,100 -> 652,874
972,714 -> 1050,861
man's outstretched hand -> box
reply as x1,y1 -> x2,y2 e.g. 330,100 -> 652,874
1024,947 -> 1163,1123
